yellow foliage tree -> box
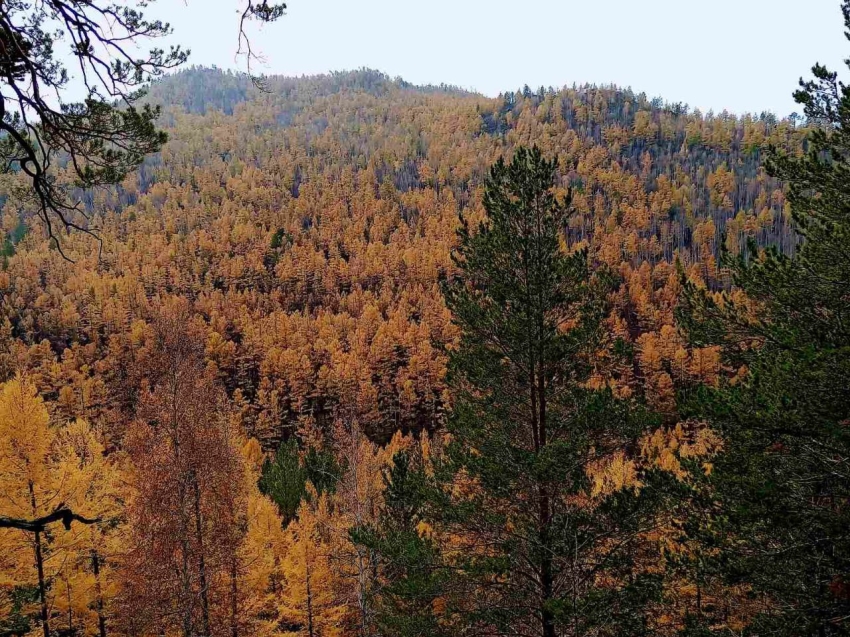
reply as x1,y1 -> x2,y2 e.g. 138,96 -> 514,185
233,437 -> 288,637
0,376 -> 59,637
0,378 -> 120,637
49,418 -> 123,637
278,490 -> 347,637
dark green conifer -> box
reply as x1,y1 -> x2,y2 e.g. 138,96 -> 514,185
360,146 -> 666,637
677,5 -> 850,633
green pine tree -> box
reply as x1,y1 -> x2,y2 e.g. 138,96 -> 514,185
677,5 -> 850,634
361,147 -> 667,637
351,451 -> 452,637
259,439 -> 340,525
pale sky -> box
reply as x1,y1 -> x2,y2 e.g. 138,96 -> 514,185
156,0 -> 846,116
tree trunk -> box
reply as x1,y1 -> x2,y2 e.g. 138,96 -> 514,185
34,532 -> 50,637
358,550 -> 371,637
178,477 -> 193,637
538,370 -> 555,637
305,557 -> 315,637
92,547 -> 108,637
230,557 -> 239,637
65,575 -> 73,634
29,482 -> 50,637
180,535 -> 193,637
534,222 -> 555,637
193,475 -> 211,637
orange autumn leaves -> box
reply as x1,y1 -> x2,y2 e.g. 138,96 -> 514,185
0,72 -> 803,455
0,368 -> 725,636
0,361 -> 424,636
0,70 -> 808,635
0,376 -> 121,636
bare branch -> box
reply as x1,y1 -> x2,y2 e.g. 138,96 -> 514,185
0,503 -> 101,533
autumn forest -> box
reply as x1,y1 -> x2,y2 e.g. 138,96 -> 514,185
0,1 -> 848,636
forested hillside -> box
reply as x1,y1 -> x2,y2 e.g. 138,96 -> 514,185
0,62 -> 841,637
0,67 -> 804,444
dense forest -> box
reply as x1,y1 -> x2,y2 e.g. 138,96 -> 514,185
0,6 -> 847,635
0,66 -> 806,444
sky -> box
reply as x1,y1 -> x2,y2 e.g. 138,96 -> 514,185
153,0 -> 847,117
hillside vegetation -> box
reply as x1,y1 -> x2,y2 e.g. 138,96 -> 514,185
0,67 -> 804,443
0,63 -> 842,637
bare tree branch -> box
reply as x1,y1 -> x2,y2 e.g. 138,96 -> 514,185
0,503 -> 100,533
0,0 -> 285,260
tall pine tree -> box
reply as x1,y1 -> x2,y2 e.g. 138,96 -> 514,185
361,147 -> 666,637
677,5 -> 850,634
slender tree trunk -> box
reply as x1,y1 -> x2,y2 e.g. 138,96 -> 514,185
540,529 -> 555,637
531,213 -> 556,637
65,574 -> 73,634
350,439 -> 371,637
193,475 -> 211,637
169,375 -> 194,637
180,526 -> 193,637
538,370 -> 555,637
305,552 -> 315,637
230,556 -> 239,637
526,235 -> 555,637
34,534 -> 49,637
178,471 -> 193,637
696,572 -> 702,617
530,352 -> 555,637
29,483 -> 50,637
92,547 -> 108,637
358,550 -> 370,637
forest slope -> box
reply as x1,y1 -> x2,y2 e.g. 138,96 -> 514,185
0,66 -> 805,445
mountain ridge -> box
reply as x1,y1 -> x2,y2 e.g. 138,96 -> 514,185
147,65 -> 794,122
